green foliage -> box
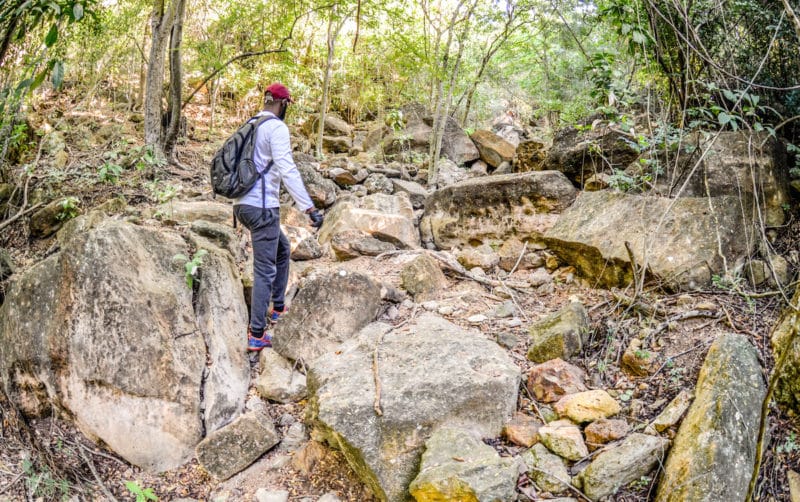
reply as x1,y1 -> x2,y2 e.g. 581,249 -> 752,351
172,249 -> 208,289
125,480 -> 158,502
22,459 -> 71,501
778,432 -> 800,455
146,180 -> 178,204
57,196 -> 80,221
385,109 -> 405,132
98,161 -> 123,183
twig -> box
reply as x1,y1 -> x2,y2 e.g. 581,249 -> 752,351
0,201 -> 43,233
0,472 -> 23,495
76,442 -> 120,502
508,241 -> 528,276
624,241 -> 641,300
648,341 -> 711,381
651,310 -> 722,337
611,290 -> 669,318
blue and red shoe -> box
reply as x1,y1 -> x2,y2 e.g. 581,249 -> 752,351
269,306 -> 287,324
247,330 -> 272,351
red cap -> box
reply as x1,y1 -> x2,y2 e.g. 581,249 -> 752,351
265,82 -> 294,103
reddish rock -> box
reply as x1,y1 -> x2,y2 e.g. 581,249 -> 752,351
470,129 -> 516,168
584,418 -> 629,450
527,358 -> 588,403
502,412 -> 542,447
621,339 -> 658,377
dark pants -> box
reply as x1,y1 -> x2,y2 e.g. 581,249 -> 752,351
234,205 -> 290,334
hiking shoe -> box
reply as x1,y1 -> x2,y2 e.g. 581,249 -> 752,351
247,331 -> 272,351
269,306 -> 287,324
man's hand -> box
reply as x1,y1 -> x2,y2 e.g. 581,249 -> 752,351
308,209 -> 324,228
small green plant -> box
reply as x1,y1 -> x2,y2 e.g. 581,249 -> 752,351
173,249 -> 208,289
147,181 -> 178,204
619,389 -> 634,402
98,162 -> 123,183
634,349 -> 651,360
385,109 -> 405,132
778,432 -> 800,455
125,480 -> 158,502
57,196 -> 80,221
629,475 -> 652,490
22,459 -> 70,500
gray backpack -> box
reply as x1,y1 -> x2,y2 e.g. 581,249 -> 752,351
210,115 -> 276,199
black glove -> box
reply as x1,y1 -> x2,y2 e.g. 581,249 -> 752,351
308,209 -> 324,228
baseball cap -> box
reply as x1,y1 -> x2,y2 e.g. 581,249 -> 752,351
265,82 -> 294,103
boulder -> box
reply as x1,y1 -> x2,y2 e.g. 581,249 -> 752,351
576,433 -> 670,500
420,171 -> 577,250
272,271 -> 382,364
515,140 -> 547,172
772,287 -> 800,414
30,198 -> 79,238
290,236 -> 323,261
645,132 -> 791,227
544,191 -> 755,290
307,314 -> 520,502
441,117 -> 481,165
364,173 -> 394,195
553,390 -> 621,423
527,302 -> 589,363
433,158 -> 469,187
156,200 -> 232,226
521,443 -> 570,494
621,338 -> 658,377
331,230 -> 396,260
454,244 -> 500,270
537,419 -> 588,461
329,167 -> 360,187
255,349 -> 307,403
527,358 -> 587,403
497,238 -> 544,272
319,193 -> 420,250
502,412 -> 543,448
196,411 -> 280,480
470,130 -> 516,168
297,160 -> 338,208
391,179 -> 428,209
0,218 -> 249,471
306,114 -> 354,137
322,136 -> 352,154
408,427 -> 519,502
645,390 -> 692,434
543,124 -> 640,185
584,418 -> 629,450
655,333 -> 766,502
399,254 -> 448,301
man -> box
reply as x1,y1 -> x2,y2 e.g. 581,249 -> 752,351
235,82 -> 323,351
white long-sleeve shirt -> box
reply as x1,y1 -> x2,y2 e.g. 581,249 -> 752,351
235,111 -> 314,211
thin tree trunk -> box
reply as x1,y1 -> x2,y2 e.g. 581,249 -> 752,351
163,0 -> 186,162
144,0 -> 175,159
317,14 -> 337,159
136,25 -> 148,111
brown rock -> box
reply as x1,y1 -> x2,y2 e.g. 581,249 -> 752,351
584,419 -> 629,450
400,254 -> 448,301
621,339 -> 658,377
292,441 -> 330,475
527,358 -> 587,403
514,140 -> 546,172
538,419 -> 589,461
497,238 -> 545,272
470,129 -> 516,168
554,390 -> 621,423
789,470 -> 800,502
502,412 -> 542,447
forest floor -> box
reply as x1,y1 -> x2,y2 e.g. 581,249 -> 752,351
0,94 -> 798,501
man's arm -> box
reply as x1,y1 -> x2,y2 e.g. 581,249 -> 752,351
268,122 -> 314,212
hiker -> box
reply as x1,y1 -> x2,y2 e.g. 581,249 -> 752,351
234,82 -> 324,351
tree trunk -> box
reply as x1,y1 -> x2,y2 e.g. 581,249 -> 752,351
144,0 -> 176,159
317,14 -> 337,159
163,0 -> 186,162
136,25 -> 148,111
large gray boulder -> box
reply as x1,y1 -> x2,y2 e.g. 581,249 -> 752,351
655,333 -> 765,502
409,427 -> 519,502
196,411 -> 280,480
272,271 -> 382,364
642,131 -> 791,227
307,314 -> 520,502
544,191 -> 755,290
0,217 -> 250,471
296,160 -> 338,208
420,171 -> 577,250
318,193 -> 420,249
